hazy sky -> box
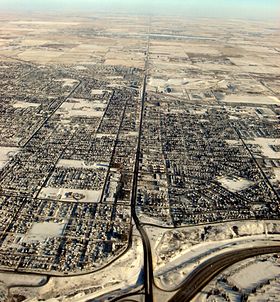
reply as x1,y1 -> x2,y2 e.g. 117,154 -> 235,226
0,0 -> 279,20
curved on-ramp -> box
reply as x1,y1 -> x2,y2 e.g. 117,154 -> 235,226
168,244 -> 280,302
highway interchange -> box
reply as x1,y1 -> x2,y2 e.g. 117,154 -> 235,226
168,244 -> 280,302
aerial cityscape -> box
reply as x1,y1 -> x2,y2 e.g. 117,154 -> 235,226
0,0 -> 279,301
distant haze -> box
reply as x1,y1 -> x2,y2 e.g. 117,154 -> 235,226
0,0 -> 279,20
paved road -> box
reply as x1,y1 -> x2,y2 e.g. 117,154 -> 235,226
168,245 -> 280,302
130,74 -> 154,302
129,21 -> 153,302
22,80 -> 82,148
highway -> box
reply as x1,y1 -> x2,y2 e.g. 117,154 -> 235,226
129,20 -> 154,302
168,244 -> 280,302
130,73 -> 154,302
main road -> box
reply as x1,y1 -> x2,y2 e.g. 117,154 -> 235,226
128,19 -> 154,302
168,244 -> 280,302
130,73 -> 154,302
